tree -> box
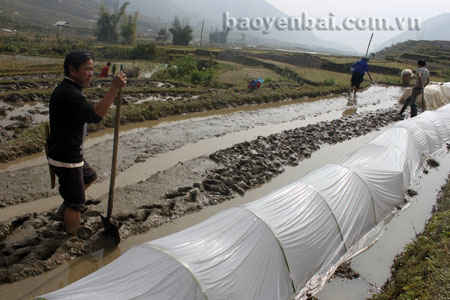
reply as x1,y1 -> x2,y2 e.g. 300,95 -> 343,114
121,11 -> 138,45
209,28 -> 229,44
133,43 -> 156,60
96,1 -> 129,43
168,16 -> 193,46
156,28 -> 169,42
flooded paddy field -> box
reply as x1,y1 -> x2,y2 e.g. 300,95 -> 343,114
3,82 -> 447,300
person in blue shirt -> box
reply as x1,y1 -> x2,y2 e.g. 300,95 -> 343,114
349,56 -> 374,98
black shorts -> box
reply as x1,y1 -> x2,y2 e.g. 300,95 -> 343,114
54,160 -> 97,211
351,72 -> 364,89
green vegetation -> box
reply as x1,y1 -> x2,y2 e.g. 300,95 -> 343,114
153,56 -> 218,86
169,16 -> 193,46
121,11 -> 139,46
323,78 -> 335,86
209,29 -> 230,44
371,178 -> 450,300
156,28 -> 170,42
96,1 -> 130,44
0,34 -> 95,58
443,70 -> 450,80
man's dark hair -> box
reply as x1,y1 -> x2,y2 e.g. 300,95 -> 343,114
417,59 -> 426,67
64,50 -> 93,76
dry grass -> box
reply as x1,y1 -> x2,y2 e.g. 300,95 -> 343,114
216,66 -> 282,86
0,54 -> 62,76
253,58 -> 350,85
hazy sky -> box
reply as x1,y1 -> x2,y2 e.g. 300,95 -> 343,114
267,0 -> 448,52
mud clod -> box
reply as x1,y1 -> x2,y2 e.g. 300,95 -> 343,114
427,158 -> 440,168
332,261 -> 360,279
407,189 -> 418,197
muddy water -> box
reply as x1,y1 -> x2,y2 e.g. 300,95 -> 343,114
0,85 -> 400,173
0,109 -> 356,221
0,128 -> 386,300
0,86 -> 403,221
316,149 -> 450,300
0,101 -> 48,130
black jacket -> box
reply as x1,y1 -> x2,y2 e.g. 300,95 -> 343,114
48,78 -> 102,163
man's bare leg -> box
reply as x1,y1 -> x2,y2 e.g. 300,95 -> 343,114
64,207 -> 80,236
64,180 -> 95,236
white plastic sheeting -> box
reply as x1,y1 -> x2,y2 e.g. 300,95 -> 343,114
398,84 -> 448,110
38,104 -> 450,300
40,246 -> 207,300
434,104 -> 450,130
342,144 -> 408,218
369,127 -> 422,179
440,83 -> 450,100
423,85 -> 447,110
394,119 -> 432,156
146,208 -> 294,300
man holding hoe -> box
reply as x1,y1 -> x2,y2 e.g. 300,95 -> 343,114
47,50 -> 126,236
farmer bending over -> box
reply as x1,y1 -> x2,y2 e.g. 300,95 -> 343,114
349,56 -> 374,99
47,50 -> 126,236
398,59 -> 429,118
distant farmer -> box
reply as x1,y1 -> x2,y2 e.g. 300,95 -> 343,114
398,60 -> 429,118
348,56 -> 374,98
401,69 -> 414,86
248,78 -> 264,90
47,50 -> 126,236
99,61 -> 111,78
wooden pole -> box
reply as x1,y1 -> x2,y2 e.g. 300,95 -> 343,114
365,33 -> 374,56
107,89 -> 121,219
200,20 -> 205,48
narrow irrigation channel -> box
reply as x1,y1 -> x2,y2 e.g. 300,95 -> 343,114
316,149 -> 450,300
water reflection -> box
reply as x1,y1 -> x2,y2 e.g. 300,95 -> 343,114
342,108 -> 357,116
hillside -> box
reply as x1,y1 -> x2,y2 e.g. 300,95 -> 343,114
0,0 -> 163,36
0,0 -> 99,29
127,0 -> 357,54
375,40 -> 450,80
376,40 -> 450,62
0,0 -> 358,55
374,13 -> 450,52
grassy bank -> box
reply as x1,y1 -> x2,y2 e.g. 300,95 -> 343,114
370,176 -> 450,300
